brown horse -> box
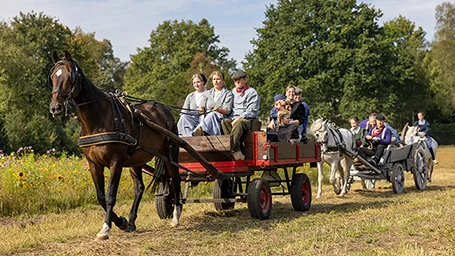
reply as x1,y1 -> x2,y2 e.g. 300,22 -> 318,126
48,50 -> 181,240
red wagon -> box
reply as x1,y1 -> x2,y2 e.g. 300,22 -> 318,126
154,131 -> 321,220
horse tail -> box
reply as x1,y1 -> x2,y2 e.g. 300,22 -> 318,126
146,157 -> 166,194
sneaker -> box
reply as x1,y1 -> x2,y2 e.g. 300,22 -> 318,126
232,151 -> 245,160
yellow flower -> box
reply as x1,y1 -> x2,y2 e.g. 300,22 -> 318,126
17,171 -> 26,179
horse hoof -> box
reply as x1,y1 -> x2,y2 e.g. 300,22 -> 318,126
125,225 -> 136,232
170,221 -> 179,228
316,195 -> 321,199
116,216 -> 128,231
95,234 -> 109,241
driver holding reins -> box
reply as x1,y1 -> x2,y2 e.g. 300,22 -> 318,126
357,114 -> 392,166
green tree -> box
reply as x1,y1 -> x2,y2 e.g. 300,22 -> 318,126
68,27 -> 126,92
244,0 -> 427,126
382,16 -> 431,126
426,1 -> 455,117
0,12 -> 123,153
0,12 -> 72,152
124,19 -> 236,109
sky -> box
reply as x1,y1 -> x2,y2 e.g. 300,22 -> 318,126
0,0 -> 446,66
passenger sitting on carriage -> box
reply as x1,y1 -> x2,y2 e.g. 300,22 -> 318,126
269,94 -> 287,125
294,87 -> 310,136
272,108 -> 299,144
267,94 -> 289,141
414,112 -> 437,163
221,70 -> 260,161
177,73 -> 214,136
359,113 -> 377,132
195,71 -> 234,136
357,114 -> 392,166
349,116 -> 367,148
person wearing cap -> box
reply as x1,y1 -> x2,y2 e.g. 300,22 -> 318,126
268,85 -> 306,140
195,71 -> 233,136
268,94 -> 287,127
357,114 -> 392,166
221,69 -> 260,160
294,86 -> 310,136
177,73 -> 215,136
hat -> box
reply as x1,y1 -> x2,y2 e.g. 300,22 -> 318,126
294,87 -> 302,94
231,69 -> 247,80
274,94 -> 286,102
376,114 -> 385,120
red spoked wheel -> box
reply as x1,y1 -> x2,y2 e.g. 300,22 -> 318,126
291,173 -> 312,211
247,178 -> 272,220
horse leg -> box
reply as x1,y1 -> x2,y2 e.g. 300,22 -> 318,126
330,159 -> 340,195
339,157 -> 352,197
125,166 -> 145,232
316,161 -> 324,199
167,142 -> 182,227
95,163 -> 126,240
428,160 -> 434,183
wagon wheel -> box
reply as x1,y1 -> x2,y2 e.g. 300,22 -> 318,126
412,148 -> 428,191
291,173 -> 312,211
391,163 -> 405,194
247,178 -> 272,220
155,182 -> 180,219
213,178 -> 235,211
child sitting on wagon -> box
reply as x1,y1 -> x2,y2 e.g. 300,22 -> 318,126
269,108 -> 299,144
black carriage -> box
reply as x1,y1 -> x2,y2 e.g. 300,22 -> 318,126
348,139 -> 429,194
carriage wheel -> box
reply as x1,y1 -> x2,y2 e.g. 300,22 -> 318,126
291,173 -> 312,211
247,178 -> 272,220
412,148 -> 428,191
391,163 -> 405,194
155,182 -> 176,219
213,178 -> 235,211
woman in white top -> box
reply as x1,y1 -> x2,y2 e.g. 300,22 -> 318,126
198,71 -> 233,135
177,73 -> 214,136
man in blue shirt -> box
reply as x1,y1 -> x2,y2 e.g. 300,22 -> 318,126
221,70 -> 260,160
357,114 -> 392,166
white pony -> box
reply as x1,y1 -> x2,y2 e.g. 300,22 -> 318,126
308,118 -> 356,198
404,125 -> 438,182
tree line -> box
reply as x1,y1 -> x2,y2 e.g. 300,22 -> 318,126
0,0 -> 454,154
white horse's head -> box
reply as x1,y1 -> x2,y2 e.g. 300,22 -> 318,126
308,118 -> 328,143
405,126 -> 420,144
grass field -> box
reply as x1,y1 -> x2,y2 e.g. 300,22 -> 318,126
0,146 -> 454,255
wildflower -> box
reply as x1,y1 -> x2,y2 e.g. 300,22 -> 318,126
17,171 -> 26,179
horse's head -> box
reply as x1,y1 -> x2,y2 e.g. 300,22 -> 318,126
308,118 -> 328,143
49,50 -> 82,119
404,125 -> 420,144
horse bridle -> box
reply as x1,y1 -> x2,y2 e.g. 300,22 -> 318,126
49,60 -> 82,101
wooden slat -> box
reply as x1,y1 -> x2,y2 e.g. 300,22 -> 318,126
179,135 -> 232,163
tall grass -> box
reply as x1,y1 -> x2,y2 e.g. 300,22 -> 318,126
0,148 -> 330,217
0,149 -> 140,216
